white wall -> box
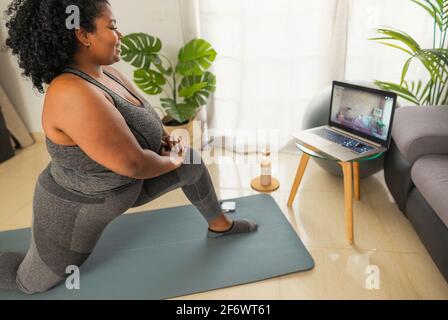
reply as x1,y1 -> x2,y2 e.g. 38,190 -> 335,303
0,0 -> 185,134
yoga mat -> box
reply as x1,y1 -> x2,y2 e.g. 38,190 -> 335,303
0,194 -> 314,299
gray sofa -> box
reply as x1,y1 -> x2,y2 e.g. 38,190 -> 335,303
384,106 -> 448,282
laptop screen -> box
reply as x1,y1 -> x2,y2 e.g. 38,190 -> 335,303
329,82 -> 396,146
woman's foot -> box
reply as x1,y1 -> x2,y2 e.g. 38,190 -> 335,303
208,213 -> 233,232
207,213 -> 258,238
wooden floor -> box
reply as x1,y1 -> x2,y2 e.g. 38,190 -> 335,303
0,142 -> 447,299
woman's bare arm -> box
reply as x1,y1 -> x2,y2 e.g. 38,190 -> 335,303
48,77 -> 174,179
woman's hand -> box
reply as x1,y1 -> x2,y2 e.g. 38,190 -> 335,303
159,135 -> 187,169
160,135 -> 186,153
160,145 -> 187,169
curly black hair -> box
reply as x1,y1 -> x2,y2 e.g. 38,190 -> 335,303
4,0 -> 110,94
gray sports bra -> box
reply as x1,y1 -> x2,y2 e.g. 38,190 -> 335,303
45,67 -> 164,198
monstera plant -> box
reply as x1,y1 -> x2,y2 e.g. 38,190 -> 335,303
369,0 -> 448,106
120,33 -> 217,124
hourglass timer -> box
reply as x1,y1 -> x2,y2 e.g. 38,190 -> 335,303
250,146 -> 280,192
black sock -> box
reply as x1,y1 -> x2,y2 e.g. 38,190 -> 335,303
207,219 -> 258,238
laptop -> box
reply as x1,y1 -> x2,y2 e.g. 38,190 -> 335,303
292,81 -> 397,162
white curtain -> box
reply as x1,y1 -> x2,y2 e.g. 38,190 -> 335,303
198,0 -> 433,153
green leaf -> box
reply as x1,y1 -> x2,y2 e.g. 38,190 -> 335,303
178,72 -> 216,107
375,41 -> 414,55
443,0 -> 448,31
418,79 -> 433,104
423,48 -> 448,74
121,33 -> 162,69
415,50 -> 447,83
160,98 -> 197,123
439,79 -> 448,104
133,68 -> 166,95
178,82 -> 208,98
368,37 -> 395,41
176,39 -> 217,76
373,27 -> 421,52
401,57 -> 413,85
405,80 -> 432,105
374,80 -> 420,105
416,79 -> 422,95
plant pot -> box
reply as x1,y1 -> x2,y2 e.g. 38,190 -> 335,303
162,115 -> 202,148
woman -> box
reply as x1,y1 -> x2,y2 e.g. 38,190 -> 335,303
0,0 -> 257,294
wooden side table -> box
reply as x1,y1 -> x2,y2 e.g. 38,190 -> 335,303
287,142 -> 383,244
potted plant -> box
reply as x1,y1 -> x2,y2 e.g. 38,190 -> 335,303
369,0 -> 448,106
120,33 -> 217,145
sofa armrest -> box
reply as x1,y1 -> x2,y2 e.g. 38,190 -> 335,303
384,139 -> 414,213
391,106 -> 448,164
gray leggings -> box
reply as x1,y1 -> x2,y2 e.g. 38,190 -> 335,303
0,148 -> 222,294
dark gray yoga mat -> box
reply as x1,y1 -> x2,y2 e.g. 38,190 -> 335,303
0,193 -> 314,299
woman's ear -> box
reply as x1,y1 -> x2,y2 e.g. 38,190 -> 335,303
74,28 -> 90,48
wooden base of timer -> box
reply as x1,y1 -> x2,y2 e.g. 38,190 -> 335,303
250,176 -> 280,192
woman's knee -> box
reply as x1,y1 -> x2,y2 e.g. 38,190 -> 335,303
15,246 -> 65,294
16,263 -> 65,295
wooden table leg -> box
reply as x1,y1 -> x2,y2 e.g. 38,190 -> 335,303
353,161 -> 360,200
342,162 -> 354,244
287,153 -> 310,207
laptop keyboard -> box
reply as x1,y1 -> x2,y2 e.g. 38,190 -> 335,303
314,128 -> 375,154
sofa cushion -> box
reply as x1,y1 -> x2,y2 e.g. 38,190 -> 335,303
392,106 -> 448,164
411,155 -> 448,227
